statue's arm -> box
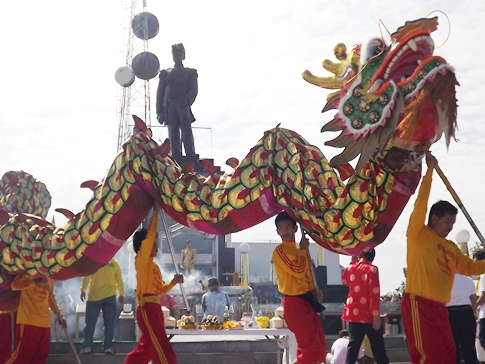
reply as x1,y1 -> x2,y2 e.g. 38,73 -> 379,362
185,69 -> 198,106
180,249 -> 185,267
156,70 -> 167,123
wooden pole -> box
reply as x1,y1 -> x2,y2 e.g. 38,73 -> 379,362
158,210 -> 190,312
300,226 -> 325,320
10,310 -> 15,353
45,283 -> 82,364
434,164 -> 485,246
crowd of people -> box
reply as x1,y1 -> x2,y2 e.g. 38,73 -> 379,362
270,153 -> 485,364
5,152 -> 485,364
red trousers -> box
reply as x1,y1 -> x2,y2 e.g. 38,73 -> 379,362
5,324 -> 50,364
0,312 -> 19,364
401,292 -> 455,364
283,295 -> 326,364
124,302 -> 177,364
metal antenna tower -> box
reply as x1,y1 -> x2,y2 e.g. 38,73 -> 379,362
116,0 -> 156,152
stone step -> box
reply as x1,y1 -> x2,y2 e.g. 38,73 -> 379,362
47,336 -> 411,364
48,352 -> 278,364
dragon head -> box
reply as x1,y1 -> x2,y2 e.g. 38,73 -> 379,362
303,17 -> 458,173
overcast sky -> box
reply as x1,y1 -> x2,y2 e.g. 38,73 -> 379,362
1,0 -> 485,294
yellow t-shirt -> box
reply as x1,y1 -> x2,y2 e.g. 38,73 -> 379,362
81,258 -> 125,301
406,168 -> 485,303
135,211 -> 174,300
12,275 -> 58,328
271,240 -> 313,296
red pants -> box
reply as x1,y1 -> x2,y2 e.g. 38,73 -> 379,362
0,312 -> 19,364
401,292 -> 455,364
283,295 -> 326,364
124,302 -> 177,364
6,324 -> 50,364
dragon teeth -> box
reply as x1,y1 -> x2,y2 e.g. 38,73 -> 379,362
368,79 -> 384,93
407,39 -> 418,51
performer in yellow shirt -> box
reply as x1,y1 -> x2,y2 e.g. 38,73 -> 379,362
402,154 -> 485,364
6,275 -> 65,364
124,210 -> 184,364
271,211 -> 326,364
79,258 -> 125,355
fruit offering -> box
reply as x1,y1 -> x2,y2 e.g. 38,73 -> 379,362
223,320 -> 242,330
201,315 -> 221,325
201,315 -> 223,330
177,315 -> 198,329
254,316 -> 270,329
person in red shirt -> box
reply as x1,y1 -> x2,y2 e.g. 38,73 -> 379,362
341,249 -> 389,364
124,210 -> 184,364
159,283 -> 180,319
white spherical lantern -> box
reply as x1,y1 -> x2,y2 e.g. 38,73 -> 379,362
239,243 -> 250,253
239,243 -> 250,288
455,229 -> 471,244
126,241 -> 134,251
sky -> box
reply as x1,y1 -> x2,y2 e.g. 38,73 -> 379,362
1,0 -> 485,295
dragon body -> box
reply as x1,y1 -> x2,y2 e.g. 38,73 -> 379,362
0,17 -> 457,310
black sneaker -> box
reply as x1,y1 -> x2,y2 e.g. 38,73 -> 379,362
79,347 -> 92,354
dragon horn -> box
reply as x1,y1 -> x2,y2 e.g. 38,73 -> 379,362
132,115 -> 148,132
55,208 -> 75,220
225,157 -> 239,169
80,180 -> 99,192
157,139 -> 171,158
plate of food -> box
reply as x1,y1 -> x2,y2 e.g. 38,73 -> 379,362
201,315 -> 223,330
201,324 -> 223,330
223,320 -> 243,330
178,324 -> 199,330
177,315 -> 198,329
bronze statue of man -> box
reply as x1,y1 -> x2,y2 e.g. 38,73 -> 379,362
180,240 -> 196,276
156,43 -> 198,158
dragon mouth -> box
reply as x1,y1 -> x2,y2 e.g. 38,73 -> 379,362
370,30 -> 435,91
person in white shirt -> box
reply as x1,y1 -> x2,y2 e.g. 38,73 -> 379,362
474,250 -> 485,352
326,329 -> 364,364
446,273 -> 478,364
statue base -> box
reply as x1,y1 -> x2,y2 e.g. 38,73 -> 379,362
172,154 -> 222,176
172,154 -> 199,167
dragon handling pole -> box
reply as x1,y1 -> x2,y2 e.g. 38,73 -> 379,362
434,164 -> 485,246
10,310 -> 15,353
45,283 -> 82,364
300,225 -> 325,320
158,210 -> 191,313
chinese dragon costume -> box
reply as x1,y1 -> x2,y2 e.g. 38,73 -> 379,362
0,17 -> 457,310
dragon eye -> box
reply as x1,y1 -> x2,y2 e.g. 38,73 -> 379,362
367,39 -> 386,56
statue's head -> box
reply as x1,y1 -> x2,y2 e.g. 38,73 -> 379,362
186,240 -> 191,247
172,43 -> 185,62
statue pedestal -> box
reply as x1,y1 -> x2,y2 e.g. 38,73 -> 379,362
172,154 -> 221,175
172,154 -> 199,166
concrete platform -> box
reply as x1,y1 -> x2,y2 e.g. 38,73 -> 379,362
46,334 -> 410,364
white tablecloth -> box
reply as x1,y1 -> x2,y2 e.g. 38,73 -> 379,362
165,328 -> 296,364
